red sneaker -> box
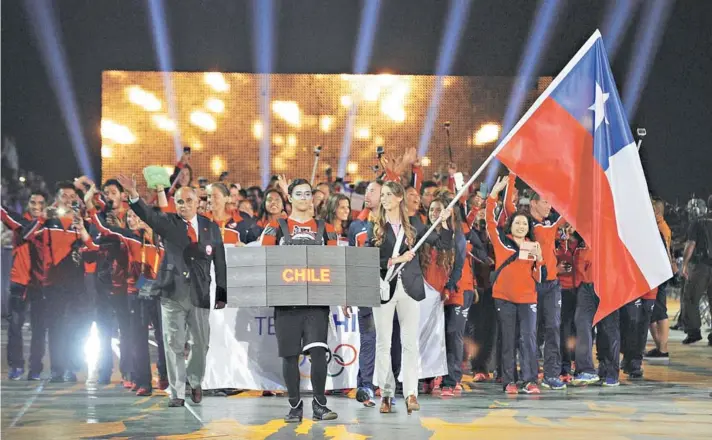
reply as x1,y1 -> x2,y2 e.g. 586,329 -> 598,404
123,380 -> 135,389
131,383 -> 140,392
521,382 -> 541,394
136,387 -> 152,396
454,383 -> 463,395
560,373 -> 573,384
441,387 -> 455,397
505,383 -> 519,394
473,373 -> 488,382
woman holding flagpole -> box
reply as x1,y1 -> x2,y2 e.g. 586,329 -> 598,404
369,181 -> 453,414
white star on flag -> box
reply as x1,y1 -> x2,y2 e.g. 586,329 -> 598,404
589,82 -> 610,130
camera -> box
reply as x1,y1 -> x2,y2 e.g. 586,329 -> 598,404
198,177 -> 208,188
313,145 -> 322,155
183,146 -> 192,154
219,171 -> 229,181
376,146 -> 384,157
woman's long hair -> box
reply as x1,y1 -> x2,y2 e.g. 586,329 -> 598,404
419,193 -> 458,275
373,181 -> 416,248
320,193 -> 351,235
504,210 -> 537,242
259,188 -> 285,223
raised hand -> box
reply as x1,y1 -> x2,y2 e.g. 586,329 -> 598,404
489,176 -> 508,197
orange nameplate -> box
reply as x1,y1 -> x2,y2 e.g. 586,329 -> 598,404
282,268 -> 331,283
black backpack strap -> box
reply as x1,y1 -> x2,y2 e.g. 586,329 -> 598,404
316,219 -> 326,245
277,218 -> 292,245
489,252 -> 520,286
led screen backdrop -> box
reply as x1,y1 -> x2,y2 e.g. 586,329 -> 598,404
101,72 -> 550,188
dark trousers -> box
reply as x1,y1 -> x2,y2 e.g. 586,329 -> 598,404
129,295 -> 166,389
443,291 -> 475,387
536,279 -> 562,378
495,298 -> 537,385
468,287 -> 498,374
46,280 -> 92,375
96,284 -> 132,379
357,308 -> 376,391
7,284 -> 47,374
574,283 -> 620,379
560,288 -> 577,375
621,298 -> 654,372
682,262 -> 712,333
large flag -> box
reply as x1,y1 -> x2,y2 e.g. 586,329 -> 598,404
494,30 -> 672,323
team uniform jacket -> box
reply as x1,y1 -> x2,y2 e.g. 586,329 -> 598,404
486,196 -> 544,304
205,210 -> 262,245
1,207 -> 34,289
87,209 -> 165,294
260,218 -> 339,246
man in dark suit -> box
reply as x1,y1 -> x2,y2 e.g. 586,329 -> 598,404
118,175 -> 227,408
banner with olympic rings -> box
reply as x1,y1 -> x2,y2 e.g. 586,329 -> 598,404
202,306 -> 360,391
203,263 -> 447,390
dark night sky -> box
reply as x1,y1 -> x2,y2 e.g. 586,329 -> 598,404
2,0 -> 711,202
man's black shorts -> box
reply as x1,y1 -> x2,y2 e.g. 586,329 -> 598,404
651,283 -> 668,323
274,306 -> 330,358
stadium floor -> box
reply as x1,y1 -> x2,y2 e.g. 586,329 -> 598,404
2,301 -> 711,440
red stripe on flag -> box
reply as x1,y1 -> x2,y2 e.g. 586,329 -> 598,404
496,97 -> 649,324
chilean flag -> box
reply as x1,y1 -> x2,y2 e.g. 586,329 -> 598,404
494,30 -> 672,323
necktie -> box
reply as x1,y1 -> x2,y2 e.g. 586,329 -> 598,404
186,221 -> 198,243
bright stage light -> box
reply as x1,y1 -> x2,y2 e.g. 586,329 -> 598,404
84,321 -> 100,375
356,127 -> 371,140
190,111 -> 217,132
204,72 -> 229,92
252,121 -> 264,140
101,145 -> 113,158
347,162 -> 359,174
474,123 -> 501,146
205,97 -> 225,113
152,114 -> 177,132
421,156 -> 431,167
211,156 -> 225,176
101,120 -> 136,144
287,134 -> 297,148
126,86 -> 161,111
272,134 -> 285,146
340,95 -> 353,108
271,101 -> 301,127
320,115 -> 334,132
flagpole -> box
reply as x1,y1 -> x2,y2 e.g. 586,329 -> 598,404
387,140 -> 507,281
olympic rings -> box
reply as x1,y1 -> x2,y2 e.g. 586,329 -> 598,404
297,344 -> 358,378
332,344 -> 357,367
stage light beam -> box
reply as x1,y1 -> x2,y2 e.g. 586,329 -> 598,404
484,0 -> 565,188
147,0 -> 183,158
253,0 -> 276,188
601,0 -> 640,61
622,0 -> 675,119
23,0 -> 94,180
417,0 -> 474,158
337,0 -> 383,177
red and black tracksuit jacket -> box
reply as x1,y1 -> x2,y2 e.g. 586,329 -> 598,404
205,210 -> 262,245
556,233 -> 588,290
1,207 -> 35,293
23,215 -> 85,286
87,209 -> 164,293
486,196 -> 544,304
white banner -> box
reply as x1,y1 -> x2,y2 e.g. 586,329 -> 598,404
202,259 -> 447,390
